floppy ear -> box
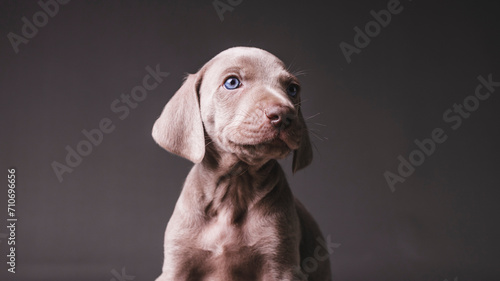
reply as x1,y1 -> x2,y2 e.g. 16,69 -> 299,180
292,106 -> 313,173
152,73 -> 205,163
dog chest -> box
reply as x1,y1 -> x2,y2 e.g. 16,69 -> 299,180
199,208 -> 250,255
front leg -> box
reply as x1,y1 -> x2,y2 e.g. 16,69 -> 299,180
255,226 -> 304,281
156,240 -> 214,281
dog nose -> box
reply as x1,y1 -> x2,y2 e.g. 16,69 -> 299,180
265,105 -> 296,128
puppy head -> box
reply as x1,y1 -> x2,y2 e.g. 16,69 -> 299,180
152,47 -> 312,172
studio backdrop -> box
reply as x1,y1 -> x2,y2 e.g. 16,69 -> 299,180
0,0 -> 499,280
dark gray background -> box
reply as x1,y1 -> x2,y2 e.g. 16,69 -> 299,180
1,0 -> 499,280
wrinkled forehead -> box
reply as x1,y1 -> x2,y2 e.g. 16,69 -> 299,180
203,48 -> 291,82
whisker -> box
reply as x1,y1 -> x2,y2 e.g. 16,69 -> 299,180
292,69 -> 308,77
309,130 -> 326,142
308,128 -> 328,141
294,99 -> 310,109
305,122 -> 327,128
305,112 -> 321,120
286,57 -> 298,73
311,140 -> 320,154
294,99 -> 306,107
205,140 -> 214,147
312,122 -> 326,127
286,56 -> 309,78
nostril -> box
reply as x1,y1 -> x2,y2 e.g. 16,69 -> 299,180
266,112 -> 280,120
266,113 -> 282,127
265,106 -> 294,128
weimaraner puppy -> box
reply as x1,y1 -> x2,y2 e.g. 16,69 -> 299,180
152,47 -> 332,281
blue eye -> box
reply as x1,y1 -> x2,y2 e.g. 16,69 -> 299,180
287,84 -> 299,97
224,77 -> 241,90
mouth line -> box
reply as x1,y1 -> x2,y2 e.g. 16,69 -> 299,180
229,136 -> 290,150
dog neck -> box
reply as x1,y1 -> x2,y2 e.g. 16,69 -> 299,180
189,147 -> 288,224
